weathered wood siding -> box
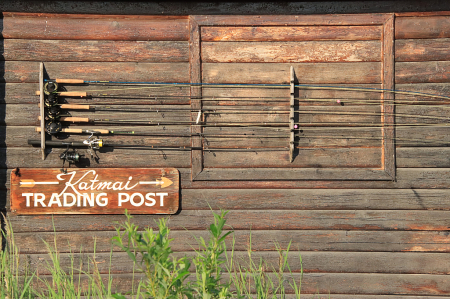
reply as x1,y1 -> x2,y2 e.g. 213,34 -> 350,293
2,12 -> 450,297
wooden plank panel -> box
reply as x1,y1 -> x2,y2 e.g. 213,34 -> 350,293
294,273 -> 450,295
1,14 -> 189,41
2,40 -> 189,62
396,126 -> 450,147
7,210 -> 450,232
0,83 -> 190,105
1,147 -> 191,169
203,149 -> 382,168
179,168 -> 450,189
195,168 -> 390,181
193,14 -> 392,26
5,182 -> 450,211
20,272 -> 450,296
0,104 -> 37,126
1,61 -> 189,83
5,168 -> 450,191
16,251 -> 450,275
189,16 -> 203,180
202,41 -> 381,63
12,230 -> 450,253
203,126 -> 382,148
395,83 -> 450,102
203,84 -> 383,100
2,126 -> 191,147
382,15 -> 395,180
1,104 -> 192,126
396,105 -> 450,124
395,16 -> 450,39
202,63 -> 381,84
182,188 -> 450,210
397,148 -> 450,168
396,38 -> 450,62
201,26 -> 382,41
396,61 -> 450,84
0,83 -> 40,104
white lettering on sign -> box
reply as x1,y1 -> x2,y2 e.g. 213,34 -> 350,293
56,170 -> 139,197
117,192 -> 167,207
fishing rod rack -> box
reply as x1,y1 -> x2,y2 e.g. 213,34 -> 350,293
34,63 -> 298,163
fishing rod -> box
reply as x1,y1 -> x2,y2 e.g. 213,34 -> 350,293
33,127 -> 290,138
43,78 -> 450,101
40,80 -> 450,109
43,103 -> 292,114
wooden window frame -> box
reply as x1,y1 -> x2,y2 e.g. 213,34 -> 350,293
189,14 -> 395,181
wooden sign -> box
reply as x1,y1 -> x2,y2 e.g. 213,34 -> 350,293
10,168 -> 179,215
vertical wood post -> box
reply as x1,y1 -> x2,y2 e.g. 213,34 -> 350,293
189,17 -> 203,180
39,62 -> 45,160
382,14 -> 395,180
289,66 -> 295,163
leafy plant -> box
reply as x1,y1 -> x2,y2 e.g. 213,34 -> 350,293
112,211 -> 192,299
191,209 -> 233,299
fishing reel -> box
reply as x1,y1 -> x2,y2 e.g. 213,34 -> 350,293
60,146 -> 82,173
45,93 -> 59,107
45,121 -> 62,135
46,106 -> 61,119
60,148 -> 81,164
44,81 -> 59,95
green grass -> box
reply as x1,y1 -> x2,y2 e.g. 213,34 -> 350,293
1,210 -> 303,298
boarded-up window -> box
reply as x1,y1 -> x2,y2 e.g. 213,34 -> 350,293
190,15 -> 395,181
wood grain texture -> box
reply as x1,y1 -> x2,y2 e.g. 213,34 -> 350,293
192,14 -> 392,26
7,210 -> 450,232
3,12 -> 450,297
396,61 -> 450,84
1,14 -> 189,41
203,84 -> 383,100
189,16 -> 203,180
4,182 -> 450,210
396,105 -> 450,124
396,38 -> 450,62
1,147 -> 191,169
203,148 -> 382,168
11,230 -> 450,253
201,41 -> 381,63
6,166 -> 450,190
0,61 -> 189,83
395,126 -> 450,147
202,63 -> 381,84
2,39 -> 189,62
6,170 -> 450,203
19,272 -> 450,296
1,104 -> 193,125
194,168 -> 393,181
0,83 -> 191,104
2,126 -> 191,147
382,14 -> 395,180
397,148 -> 450,167
396,15 -> 450,39
16,251 -> 450,275
201,25 -> 382,41
178,168 -> 450,189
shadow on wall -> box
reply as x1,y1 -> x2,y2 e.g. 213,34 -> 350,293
0,15 -> 6,250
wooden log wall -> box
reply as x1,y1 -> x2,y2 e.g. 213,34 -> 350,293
2,11 -> 450,297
